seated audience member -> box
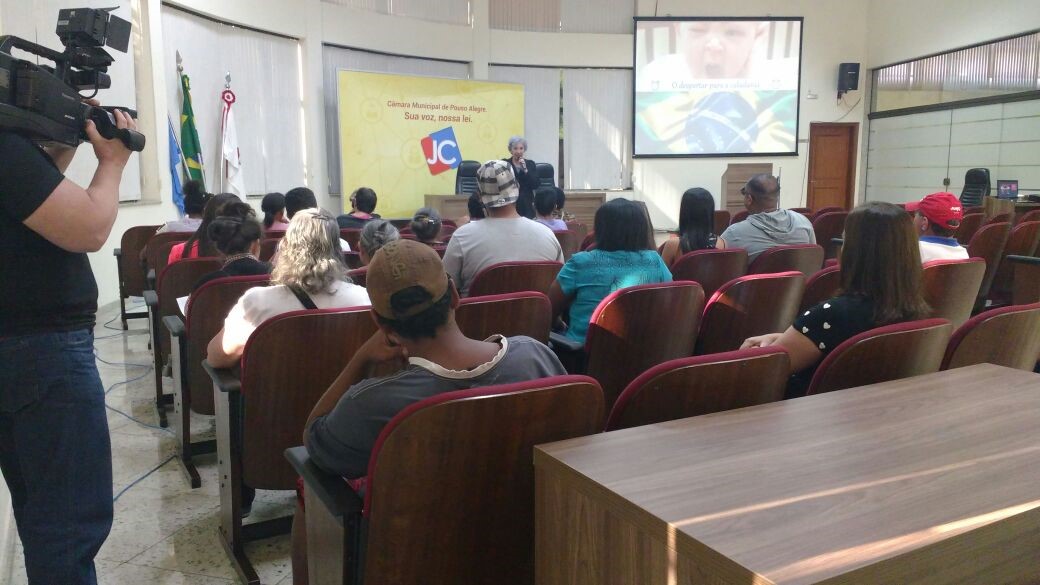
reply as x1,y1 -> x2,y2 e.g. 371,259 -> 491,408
157,180 -> 207,234
549,198 -> 672,344
410,207 -> 443,245
534,187 -> 568,231
660,187 -> 717,266
443,160 -> 564,295
456,192 -> 487,227
293,239 -> 567,583
741,202 -> 929,398
261,192 -> 289,232
206,208 -> 370,368
281,185 -> 350,252
193,201 -> 270,291
717,174 -> 815,261
358,219 -> 400,266
337,187 -> 379,229
907,192 -> 968,263
168,193 -> 240,264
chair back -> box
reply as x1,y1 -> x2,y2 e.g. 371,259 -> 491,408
990,221 -> 1040,298
343,250 -> 364,269
806,319 -> 952,395
669,248 -> 748,298
747,243 -> 824,277
339,228 -> 362,251
240,307 -> 378,488
811,206 -> 844,220
347,266 -> 368,287
731,210 -> 750,224
960,168 -> 990,207
579,232 -> 596,251
942,303 -> 1040,371
156,257 -> 221,357
922,258 -> 987,329
986,212 -> 1012,225
456,292 -> 552,343
259,238 -> 280,262
145,231 -> 192,277
535,162 -> 555,188
185,275 -> 269,415
565,221 -> 588,241
553,230 -> 581,261
697,271 -> 806,355
800,265 -> 842,313
955,213 -> 985,245
605,347 -> 789,431
1016,209 -> 1040,224
585,281 -> 705,409
362,376 -> 603,585
438,224 -> 457,242
812,212 -> 848,259
467,260 -> 563,297
789,207 -> 811,215
967,222 -> 1012,300
713,210 -> 731,235
454,160 -> 481,195
118,225 -> 160,297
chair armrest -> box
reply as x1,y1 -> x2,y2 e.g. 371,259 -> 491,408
549,331 -> 584,353
147,269 -> 156,290
114,247 -> 122,258
163,315 -> 185,338
1007,255 -> 1040,265
203,361 -> 241,394
831,237 -> 844,247
143,290 -> 158,307
285,446 -> 363,519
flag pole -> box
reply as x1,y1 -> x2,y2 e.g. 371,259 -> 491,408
220,71 -> 231,194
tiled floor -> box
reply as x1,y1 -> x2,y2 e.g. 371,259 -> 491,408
8,301 -> 296,585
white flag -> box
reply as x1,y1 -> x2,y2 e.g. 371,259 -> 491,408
220,88 -> 246,196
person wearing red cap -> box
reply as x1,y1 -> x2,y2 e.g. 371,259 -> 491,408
906,192 -> 968,263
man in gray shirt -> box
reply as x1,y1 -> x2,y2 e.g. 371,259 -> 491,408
443,159 -> 564,295
718,174 -> 815,261
303,239 -> 566,479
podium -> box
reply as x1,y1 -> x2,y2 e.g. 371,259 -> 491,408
425,192 -> 606,227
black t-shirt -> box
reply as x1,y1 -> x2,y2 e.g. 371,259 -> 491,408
0,132 -> 98,336
786,294 -> 877,398
192,257 -> 270,292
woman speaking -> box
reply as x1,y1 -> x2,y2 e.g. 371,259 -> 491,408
503,135 -> 540,219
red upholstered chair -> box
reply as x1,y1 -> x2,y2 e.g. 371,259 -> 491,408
455,292 -> 552,343
988,221 -> 1040,305
340,228 -> 362,251
967,222 -> 1012,304
811,206 -> 844,220
800,265 -> 842,313
697,271 -> 806,355
1007,255 -> 1040,305
114,224 -> 160,329
604,347 -> 789,431
143,231 -> 192,287
747,244 -> 824,277
669,248 -> 748,298
553,230 -> 581,260
205,306 -> 378,584
145,257 -> 220,427
811,212 -> 848,259
286,375 -> 604,585
731,210 -> 750,225
942,303 -> 1040,371
347,266 -> 368,287
565,221 -> 588,241
259,238 -> 280,262
1016,209 -> 1040,224
805,319 -> 953,395
467,260 -> 562,297
166,274 -> 269,487
579,231 -> 596,251
955,213 -> 984,245
713,210 -> 731,235
921,258 -> 986,329
581,282 -> 705,409
985,212 -> 1012,225
343,250 -> 364,269
438,224 -> 457,242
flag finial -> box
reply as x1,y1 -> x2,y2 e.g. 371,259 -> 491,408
225,71 -> 231,89
176,50 -> 183,73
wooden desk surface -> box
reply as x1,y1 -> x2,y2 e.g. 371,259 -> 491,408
535,364 -> 1040,584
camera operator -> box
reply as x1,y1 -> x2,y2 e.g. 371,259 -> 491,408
0,107 -> 137,584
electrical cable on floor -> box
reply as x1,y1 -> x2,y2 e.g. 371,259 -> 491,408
112,455 -> 177,503
93,347 -> 151,368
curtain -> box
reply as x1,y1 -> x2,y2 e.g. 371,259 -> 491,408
489,66 -> 561,179
162,6 -> 304,196
562,69 -> 633,190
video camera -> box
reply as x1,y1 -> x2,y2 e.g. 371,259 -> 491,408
0,7 -> 145,151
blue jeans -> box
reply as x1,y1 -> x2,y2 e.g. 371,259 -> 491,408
0,329 -> 113,585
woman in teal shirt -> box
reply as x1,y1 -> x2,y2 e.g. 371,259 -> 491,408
549,198 -> 672,344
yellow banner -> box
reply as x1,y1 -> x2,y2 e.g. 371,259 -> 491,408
338,71 -> 524,219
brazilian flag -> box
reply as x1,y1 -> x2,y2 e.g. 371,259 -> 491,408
179,73 -> 205,183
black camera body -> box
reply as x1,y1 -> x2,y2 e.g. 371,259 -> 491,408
0,7 -> 145,151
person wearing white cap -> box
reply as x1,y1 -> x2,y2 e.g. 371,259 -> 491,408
442,160 -> 564,296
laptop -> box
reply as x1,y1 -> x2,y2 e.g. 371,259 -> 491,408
997,179 -> 1019,199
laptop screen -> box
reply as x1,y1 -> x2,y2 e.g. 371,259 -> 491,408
997,180 -> 1019,199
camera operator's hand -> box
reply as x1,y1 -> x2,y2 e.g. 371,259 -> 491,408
85,109 -> 136,168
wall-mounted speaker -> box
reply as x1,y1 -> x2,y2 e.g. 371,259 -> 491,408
838,62 -> 860,93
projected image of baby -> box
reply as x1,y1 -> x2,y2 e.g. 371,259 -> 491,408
681,21 -> 762,78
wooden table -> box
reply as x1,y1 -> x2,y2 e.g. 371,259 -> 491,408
535,364 -> 1040,584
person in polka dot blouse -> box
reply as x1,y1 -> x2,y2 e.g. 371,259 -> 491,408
742,202 -> 931,398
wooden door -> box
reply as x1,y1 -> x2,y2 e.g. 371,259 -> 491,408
807,123 -> 857,210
